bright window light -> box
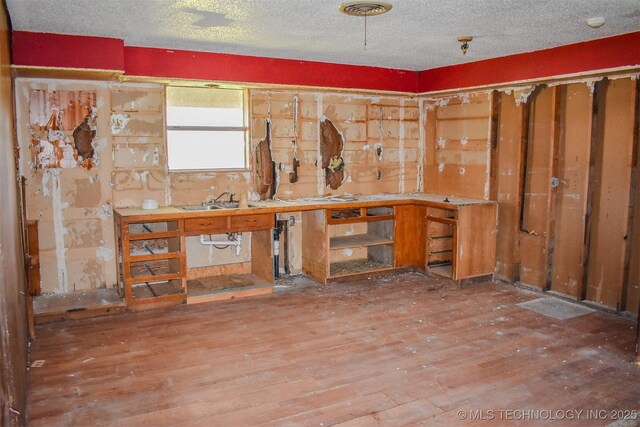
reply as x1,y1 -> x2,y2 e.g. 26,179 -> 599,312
166,87 -> 246,171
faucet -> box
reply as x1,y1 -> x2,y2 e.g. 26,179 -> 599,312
213,192 -> 229,203
205,192 -> 236,205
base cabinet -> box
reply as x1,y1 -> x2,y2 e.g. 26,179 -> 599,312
115,212 -> 275,308
115,217 -> 187,307
302,202 -> 496,284
426,204 -> 497,280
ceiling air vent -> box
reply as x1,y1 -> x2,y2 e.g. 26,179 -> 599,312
339,2 -> 393,16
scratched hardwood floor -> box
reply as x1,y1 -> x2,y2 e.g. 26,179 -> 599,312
28,272 -> 640,426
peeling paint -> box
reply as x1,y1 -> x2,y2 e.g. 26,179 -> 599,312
514,87 -> 536,106
110,113 -> 130,133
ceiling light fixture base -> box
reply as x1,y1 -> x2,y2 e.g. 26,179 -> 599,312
457,35 -> 473,55
339,2 -> 393,16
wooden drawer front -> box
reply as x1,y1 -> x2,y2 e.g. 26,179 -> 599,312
230,214 -> 273,231
185,216 -> 229,234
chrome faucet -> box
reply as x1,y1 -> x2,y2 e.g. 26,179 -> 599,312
213,192 -> 229,203
204,192 -> 236,205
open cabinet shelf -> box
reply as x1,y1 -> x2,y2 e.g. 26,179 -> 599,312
330,233 -> 394,249
116,217 -> 187,307
302,206 -> 397,283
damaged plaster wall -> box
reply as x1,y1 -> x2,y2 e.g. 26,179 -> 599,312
250,90 -> 420,199
17,79 -> 256,294
16,79 -> 115,294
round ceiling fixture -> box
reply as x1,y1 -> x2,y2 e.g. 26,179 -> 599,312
339,2 -> 393,17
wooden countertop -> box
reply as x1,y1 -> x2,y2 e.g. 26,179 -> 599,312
114,193 -> 494,221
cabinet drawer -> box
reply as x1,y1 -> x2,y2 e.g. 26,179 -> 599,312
230,214 -> 273,231
184,216 -> 228,234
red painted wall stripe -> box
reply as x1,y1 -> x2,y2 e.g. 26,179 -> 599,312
418,31 -> 640,93
11,30 -> 640,93
123,46 -> 418,93
12,31 -> 125,71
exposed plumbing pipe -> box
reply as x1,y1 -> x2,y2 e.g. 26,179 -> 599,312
199,233 -> 242,256
273,220 -> 280,278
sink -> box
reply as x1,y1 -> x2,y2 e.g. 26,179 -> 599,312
181,202 -> 259,211
214,202 -> 239,209
181,205 -> 221,211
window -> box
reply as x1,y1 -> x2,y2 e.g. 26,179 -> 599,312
166,87 -> 246,171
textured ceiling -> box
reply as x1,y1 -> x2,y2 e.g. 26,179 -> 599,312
6,0 -> 640,71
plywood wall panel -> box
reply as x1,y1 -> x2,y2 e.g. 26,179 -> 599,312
626,156 -> 640,313
519,86 -> 557,289
625,80 -> 640,314
550,84 -> 592,298
493,92 -> 524,281
0,4 -> 28,422
586,79 -> 637,308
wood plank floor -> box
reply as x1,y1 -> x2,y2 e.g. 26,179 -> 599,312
28,272 -> 640,426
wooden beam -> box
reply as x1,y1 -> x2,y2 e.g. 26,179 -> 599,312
549,84 -> 593,299
622,78 -> 640,313
581,80 -> 607,301
585,78 -> 637,308
545,85 -> 565,291
488,90 -> 500,202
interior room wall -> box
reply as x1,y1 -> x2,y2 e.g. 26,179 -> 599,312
0,3 -> 28,425
422,92 -> 493,199
15,81 -> 423,293
424,77 -> 639,313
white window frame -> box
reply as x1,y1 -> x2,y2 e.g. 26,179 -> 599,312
165,86 -> 249,172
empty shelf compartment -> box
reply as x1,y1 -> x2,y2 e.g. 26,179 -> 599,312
330,233 -> 393,249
